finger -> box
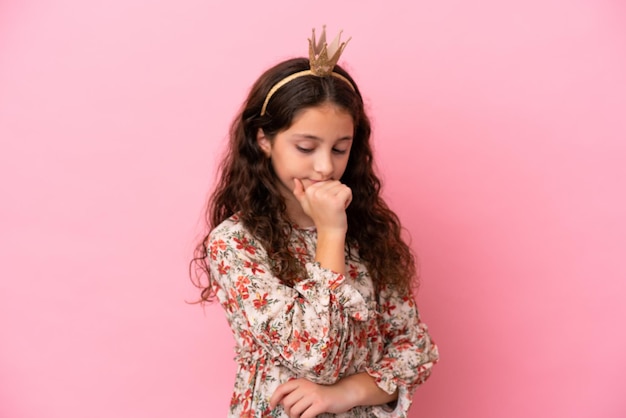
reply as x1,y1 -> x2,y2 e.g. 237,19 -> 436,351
269,386 -> 288,409
300,403 -> 326,418
292,178 -> 305,201
312,179 -> 340,191
321,181 -> 348,195
321,183 -> 352,208
340,187 -> 352,208
289,397 -> 313,418
281,389 -> 306,414
307,181 -> 342,200
269,380 -> 298,409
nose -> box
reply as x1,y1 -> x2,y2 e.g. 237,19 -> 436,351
313,150 -> 334,178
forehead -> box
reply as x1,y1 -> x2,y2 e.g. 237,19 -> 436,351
287,103 -> 354,136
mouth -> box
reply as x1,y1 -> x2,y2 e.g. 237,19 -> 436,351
303,179 -> 328,188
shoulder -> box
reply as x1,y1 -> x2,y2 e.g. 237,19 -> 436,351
208,214 -> 267,259
209,214 -> 246,241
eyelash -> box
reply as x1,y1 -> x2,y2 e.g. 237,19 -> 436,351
296,146 -> 348,155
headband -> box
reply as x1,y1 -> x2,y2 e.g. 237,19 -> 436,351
260,26 -> 355,116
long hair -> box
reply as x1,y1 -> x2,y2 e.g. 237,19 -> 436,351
191,58 -> 417,302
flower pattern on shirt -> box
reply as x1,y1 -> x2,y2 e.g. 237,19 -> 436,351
208,215 -> 439,417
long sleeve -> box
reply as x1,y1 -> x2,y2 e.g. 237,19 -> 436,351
207,219 -> 369,384
365,286 -> 439,417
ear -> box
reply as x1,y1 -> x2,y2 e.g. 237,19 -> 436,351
257,128 -> 271,157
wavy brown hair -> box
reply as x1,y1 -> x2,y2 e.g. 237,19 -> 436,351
191,58 -> 417,302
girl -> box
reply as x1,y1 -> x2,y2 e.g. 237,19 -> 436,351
192,28 -> 439,418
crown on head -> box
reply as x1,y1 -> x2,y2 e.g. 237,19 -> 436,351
260,26 -> 355,116
308,26 -> 351,76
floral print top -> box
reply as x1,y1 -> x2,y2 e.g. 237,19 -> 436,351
207,215 -> 439,417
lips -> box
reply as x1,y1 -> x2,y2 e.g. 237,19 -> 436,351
304,179 -> 325,188
307,178 -> 331,184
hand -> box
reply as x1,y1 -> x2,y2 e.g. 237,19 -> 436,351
269,378 -> 355,418
293,178 -> 352,232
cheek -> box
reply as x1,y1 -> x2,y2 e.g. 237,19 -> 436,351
270,156 -> 299,183
336,156 -> 351,173
335,158 -> 352,181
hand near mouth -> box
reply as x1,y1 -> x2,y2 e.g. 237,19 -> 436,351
293,178 -> 352,233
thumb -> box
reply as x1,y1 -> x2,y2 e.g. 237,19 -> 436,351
292,178 -> 305,201
344,193 -> 352,209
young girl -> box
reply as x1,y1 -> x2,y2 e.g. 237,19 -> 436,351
192,27 -> 439,418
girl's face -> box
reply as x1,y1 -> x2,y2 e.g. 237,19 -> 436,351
257,102 -> 354,201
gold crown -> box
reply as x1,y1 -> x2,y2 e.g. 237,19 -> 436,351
308,26 -> 351,76
260,26 -> 355,116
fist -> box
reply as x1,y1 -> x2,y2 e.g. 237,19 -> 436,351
293,179 -> 352,231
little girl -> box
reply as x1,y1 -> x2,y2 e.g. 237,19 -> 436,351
192,27 -> 439,418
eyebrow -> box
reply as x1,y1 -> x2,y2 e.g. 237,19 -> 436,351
290,134 -> 353,142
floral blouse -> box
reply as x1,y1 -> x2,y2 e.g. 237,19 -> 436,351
207,215 -> 439,417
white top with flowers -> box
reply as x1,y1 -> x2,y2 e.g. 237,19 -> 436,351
207,215 -> 439,418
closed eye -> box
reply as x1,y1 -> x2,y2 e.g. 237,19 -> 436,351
332,148 -> 348,155
296,146 -> 314,154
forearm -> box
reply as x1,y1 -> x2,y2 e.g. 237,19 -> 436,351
315,229 -> 346,275
270,373 -> 397,416
333,372 -> 398,408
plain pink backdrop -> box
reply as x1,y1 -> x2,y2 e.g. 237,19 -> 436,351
1,0 -> 625,417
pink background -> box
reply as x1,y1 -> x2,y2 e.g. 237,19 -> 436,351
1,0 -> 625,417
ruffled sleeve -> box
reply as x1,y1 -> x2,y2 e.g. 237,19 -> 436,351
207,219 -> 368,384
365,286 -> 439,417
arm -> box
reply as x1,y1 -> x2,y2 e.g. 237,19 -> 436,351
315,228 -> 347,275
269,372 -> 397,418
269,288 -> 438,418
294,177 -> 351,276
208,220 -> 367,384
334,372 -> 398,406
364,286 -> 439,416
270,180 -> 437,416
210,180 -> 358,384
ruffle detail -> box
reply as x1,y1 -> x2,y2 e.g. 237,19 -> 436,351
363,368 -> 412,417
296,262 -> 369,322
